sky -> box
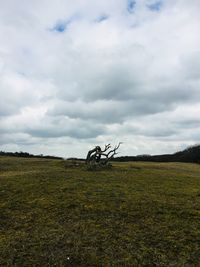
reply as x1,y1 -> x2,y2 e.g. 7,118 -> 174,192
0,0 -> 200,158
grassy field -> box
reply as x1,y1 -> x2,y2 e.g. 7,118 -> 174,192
0,157 -> 200,267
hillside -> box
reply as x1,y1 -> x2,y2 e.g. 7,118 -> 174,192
0,156 -> 199,266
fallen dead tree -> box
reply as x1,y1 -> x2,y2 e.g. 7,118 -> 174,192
86,143 -> 122,168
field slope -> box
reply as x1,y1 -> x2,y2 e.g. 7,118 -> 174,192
0,157 -> 200,266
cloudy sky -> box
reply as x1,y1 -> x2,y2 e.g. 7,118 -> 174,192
0,0 -> 200,158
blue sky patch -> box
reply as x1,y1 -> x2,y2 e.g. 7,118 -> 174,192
147,1 -> 163,11
95,14 -> 109,23
53,21 -> 67,32
51,15 -> 78,33
127,0 -> 136,13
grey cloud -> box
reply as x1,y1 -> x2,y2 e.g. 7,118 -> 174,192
27,126 -> 102,139
175,119 -> 200,128
0,104 -> 18,117
0,133 -> 37,146
26,117 -> 104,139
143,128 -> 178,138
0,112 -> 104,140
180,51 -> 200,80
49,100 -> 132,123
49,75 -> 200,124
48,98 -> 169,124
118,120 -> 178,138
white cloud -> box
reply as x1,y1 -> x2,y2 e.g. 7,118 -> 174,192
0,0 -> 200,157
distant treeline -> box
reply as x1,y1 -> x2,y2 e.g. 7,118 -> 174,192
113,144 -> 200,164
0,151 -> 63,160
1,144 -> 200,163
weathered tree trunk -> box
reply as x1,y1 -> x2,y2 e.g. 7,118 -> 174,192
86,143 -> 122,167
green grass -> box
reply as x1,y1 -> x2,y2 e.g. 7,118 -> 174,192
0,157 -> 200,266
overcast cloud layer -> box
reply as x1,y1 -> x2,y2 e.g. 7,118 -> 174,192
0,0 -> 200,157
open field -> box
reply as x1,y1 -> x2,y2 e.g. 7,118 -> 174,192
0,157 -> 200,267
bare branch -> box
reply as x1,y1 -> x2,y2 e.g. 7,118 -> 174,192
107,142 -> 122,158
101,144 -> 111,152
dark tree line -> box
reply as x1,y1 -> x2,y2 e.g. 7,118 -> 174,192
113,144 -> 200,164
0,151 -> 62,160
